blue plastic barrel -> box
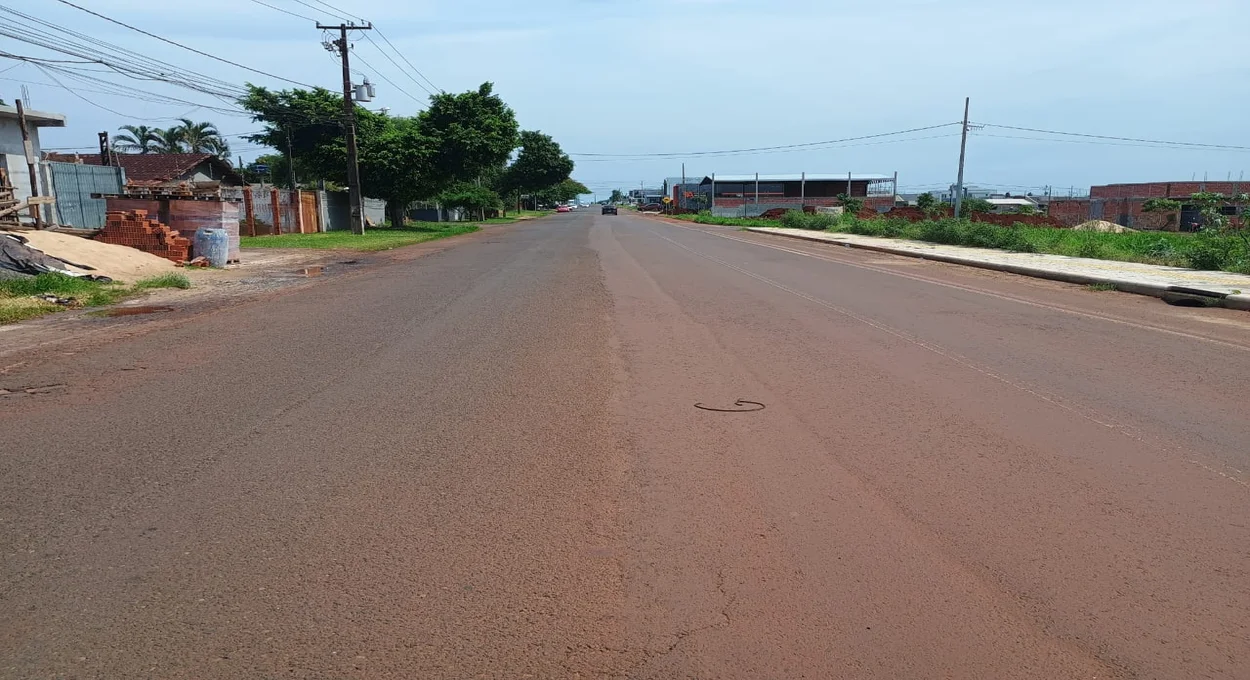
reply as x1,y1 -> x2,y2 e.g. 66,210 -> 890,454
193,228 -> 229,267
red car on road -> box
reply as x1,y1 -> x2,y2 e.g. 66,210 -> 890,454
556,205 -> 571,213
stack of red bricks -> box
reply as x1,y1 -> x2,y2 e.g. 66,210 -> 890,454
96,210 -> 190,263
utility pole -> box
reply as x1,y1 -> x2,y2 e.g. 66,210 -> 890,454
15,99 -> 41,227
285,125 -> 297,191
953,96 -> 970,220
319,22 -> 372,234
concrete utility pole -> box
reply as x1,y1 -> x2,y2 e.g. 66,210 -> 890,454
953,97 -> 970,220
319,22 -> 372,235
15,99 -> 40,227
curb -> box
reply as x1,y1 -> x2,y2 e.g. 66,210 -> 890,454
745,228 -> 1250,312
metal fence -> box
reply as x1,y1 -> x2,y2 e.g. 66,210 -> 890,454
224,187 -> 387,233
46,161 -> 124,229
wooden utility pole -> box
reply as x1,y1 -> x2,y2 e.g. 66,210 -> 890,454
318,22 -> 372,235
953,97 -> 970,220
15,99 -> 41,227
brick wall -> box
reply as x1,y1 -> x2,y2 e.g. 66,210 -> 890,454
1091,181 -> 1249,199
105,198 -> 241,261
1047,199 -> 1089,226
96,210 -> 190,263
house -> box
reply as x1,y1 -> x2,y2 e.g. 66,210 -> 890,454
43,152 -> 244,188
699,173 -> 895,216
0,104 -> 65,214
1049,181 -> 1248,231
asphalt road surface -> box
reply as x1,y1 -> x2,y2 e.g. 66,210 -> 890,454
4,209 -> 1250,679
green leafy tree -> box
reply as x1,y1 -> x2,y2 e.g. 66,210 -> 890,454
1013,204 -> 1038,216
836,193 -> 865,216
439,181 -> 502,220
609,189 -> 624,204
152,128 -> 187,153
500,130 -> 574,208
959,197 -> 994,218
420,83 -> 518,194
535,178 -> 590,205
114,125 -> 160,154
915,192 -> 937,210
173,118 -> 225,154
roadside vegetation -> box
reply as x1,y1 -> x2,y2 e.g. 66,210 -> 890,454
241,223 -> 479,251
0,273 -> 191,325
675,210 -> 1250,274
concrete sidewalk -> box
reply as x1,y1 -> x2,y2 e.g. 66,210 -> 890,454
747,227 -> 1250,311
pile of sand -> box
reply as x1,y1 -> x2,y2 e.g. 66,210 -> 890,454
4,230 -> 176,283
1072,220 -> 1136,233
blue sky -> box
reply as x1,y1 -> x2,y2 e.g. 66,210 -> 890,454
8,0 -> 1250,198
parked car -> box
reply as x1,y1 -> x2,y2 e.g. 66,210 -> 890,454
639,203 -> 663,212
602,205 -> 618,215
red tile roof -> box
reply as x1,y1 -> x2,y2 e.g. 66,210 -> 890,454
43,152 -> 242,185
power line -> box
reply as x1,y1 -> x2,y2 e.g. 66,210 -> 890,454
292,0 -> 443,93
571,131 -> 962,162
971,131 -> 1250,153
374,27 -> 441,94
570,123 -> 961,158
974,122 -> 1250,152
290,0 -> 349,20
248,0 -> 318,22
350,50 -> 425,105
53,0 -> 315,88
362,33 -> 434,96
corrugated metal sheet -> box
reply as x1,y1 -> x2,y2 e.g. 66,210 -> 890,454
702,173 -> 891,183
47,161 -> 125,229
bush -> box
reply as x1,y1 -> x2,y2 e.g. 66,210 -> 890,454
780,210 -> 837,231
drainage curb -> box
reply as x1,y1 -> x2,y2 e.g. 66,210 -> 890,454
746,228 -> 1250,311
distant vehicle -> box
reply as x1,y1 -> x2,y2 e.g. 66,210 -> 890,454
602,205 -> 618,215
556,205 -> 571,213
640,203 -> 663,212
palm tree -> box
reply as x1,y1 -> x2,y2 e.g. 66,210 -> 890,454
114,125 -> 159,154
152,128 -> 187,154
205,136 -> 231,160
173,118 -> 224,154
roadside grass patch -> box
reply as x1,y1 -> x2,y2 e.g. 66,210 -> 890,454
133,273 -> 191,290
241,223 -> 479,251
687,210 -> 1246,274
1085,282 -> 1118,292
0,272 -> 194,325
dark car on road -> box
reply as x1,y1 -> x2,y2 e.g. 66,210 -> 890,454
602,205 -> 618,215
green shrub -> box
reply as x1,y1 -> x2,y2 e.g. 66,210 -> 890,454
780,210 -> 838,231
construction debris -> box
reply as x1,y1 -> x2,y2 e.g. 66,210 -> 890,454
11,228 -> 176,283
1072,220 -> 1137,233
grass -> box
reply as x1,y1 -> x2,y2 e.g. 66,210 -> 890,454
240,222 -> 479,252
0,272 -> 192,325
1086,282 -> 1119,292
680,211 -> 1250,275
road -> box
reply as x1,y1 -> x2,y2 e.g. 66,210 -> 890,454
3,208 -> 1250,679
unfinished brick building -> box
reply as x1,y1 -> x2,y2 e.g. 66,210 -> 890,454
1049,181 -> 1247,230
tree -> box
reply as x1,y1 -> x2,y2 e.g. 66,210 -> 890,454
609,189 -> 624,204
439,181 -> 502,220
1013,204 -> 1038,216
959,197 -> 994,218
836,193 -> 864,216
173,118 -> 225,154
915,192 -> 937,210
114,125 -> 159,154
500,130 -> 574,207
152,128 -> 187,153
419,82 -> 518,194
535,178 -> 590,205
